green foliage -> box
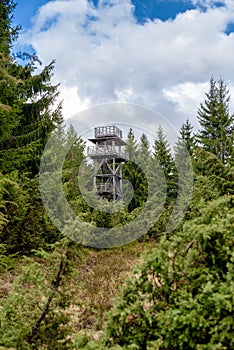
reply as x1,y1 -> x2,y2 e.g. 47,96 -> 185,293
0,60 -> 63,176
0,0 -> 20,55
0,52 -> 21,142
0,244 -> 18,272
0,172 -> 16,230
0,1 -> 23,142
196,77 -> 234,164
153,126 -> 177,203
102,196 -> 234,349
0,239 -> 82,349
0,0 -> 63,254
187,149 -> 234,222
174,118 -> 195,157
0,171 -> 28,244
0,173 -> 61,254
123,129 -> 148,211
169,123 -> 194,231
194,148 -> 234,195
103,195 -> 234,349
63,124 -> 86,201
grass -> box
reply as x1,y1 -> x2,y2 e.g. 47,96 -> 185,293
0,239 -> 157,346
70,240 -> 157,333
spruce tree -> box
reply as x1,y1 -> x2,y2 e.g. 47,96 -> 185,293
196,77 -> 234,164
123,129 -> 137,210
63,124 -> 86,201
0,60 -> 63,176
0,0 -> 20,55
153,126 -> 177,202
175,118 -> 195,156
137,133 -> 151,202
123,129 -> 147,211
138,133 -> 151,162
0,51 -> 20,142
0,0 -> 21,143
169,120 -> 194,230
0,0 -> 63,176
174,119 -> 195,193
125,128 -> 138,160
0,0 -> 63,253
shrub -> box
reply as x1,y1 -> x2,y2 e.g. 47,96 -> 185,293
103,195 -> 234,349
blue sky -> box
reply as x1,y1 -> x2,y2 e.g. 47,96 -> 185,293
14,0 -> 228,28
14,0 -> 197,27
13,0 -> 48,29
132,0 -> 195,22
12,0 -> 234,134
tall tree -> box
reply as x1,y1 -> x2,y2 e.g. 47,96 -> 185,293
138,133 -> 151,162
169,120 -> 195,230
0,0 -> 63,253
63,124 -> 86,201
0,60 -> 63,176
0,0 -> 63,176
125,128 -> 138,160
0,0 -> 20,55
0,51 -> 20,142
137,133 -> 151,202
175,118 -> 195,157
196,77 -> 234,164
174,119 -> 195,196
123,129 -> 147,211
0,0 -> 22,142
153,126 -> 177,202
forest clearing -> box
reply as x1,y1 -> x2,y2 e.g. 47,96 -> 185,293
0,1 -> 234,349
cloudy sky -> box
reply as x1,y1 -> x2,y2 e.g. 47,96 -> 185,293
13,0 -> 234,136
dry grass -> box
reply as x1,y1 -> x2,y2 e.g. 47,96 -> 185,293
0,240 -> 157,340
0,271 -> 15,296
69,240 -> 157,332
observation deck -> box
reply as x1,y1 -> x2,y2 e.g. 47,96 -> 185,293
88,125 -> 127,146
87,125 -> 128,161
87,145 -> 128,161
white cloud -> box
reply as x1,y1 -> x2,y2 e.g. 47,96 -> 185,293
18,0 -> 234,134
59,85 -> 91,118
191,0 -> 224,6
163,81 -> 209,129
191,0 -> 234,11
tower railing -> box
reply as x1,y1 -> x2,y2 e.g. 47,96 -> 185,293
94,125 -> 122,138
87,145 -> 128,159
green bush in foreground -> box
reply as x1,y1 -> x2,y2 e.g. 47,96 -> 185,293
0,239 -> 82,349
102,195 -> 234,349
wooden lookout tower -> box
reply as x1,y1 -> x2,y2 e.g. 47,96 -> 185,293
87,125 -> 128,200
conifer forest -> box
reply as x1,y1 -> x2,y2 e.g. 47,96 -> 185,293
0,1 -> 234,349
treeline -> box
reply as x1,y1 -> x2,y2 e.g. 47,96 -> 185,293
101,91 -> 234,348
0,0 -> 234,348
1,0 -> 233,254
